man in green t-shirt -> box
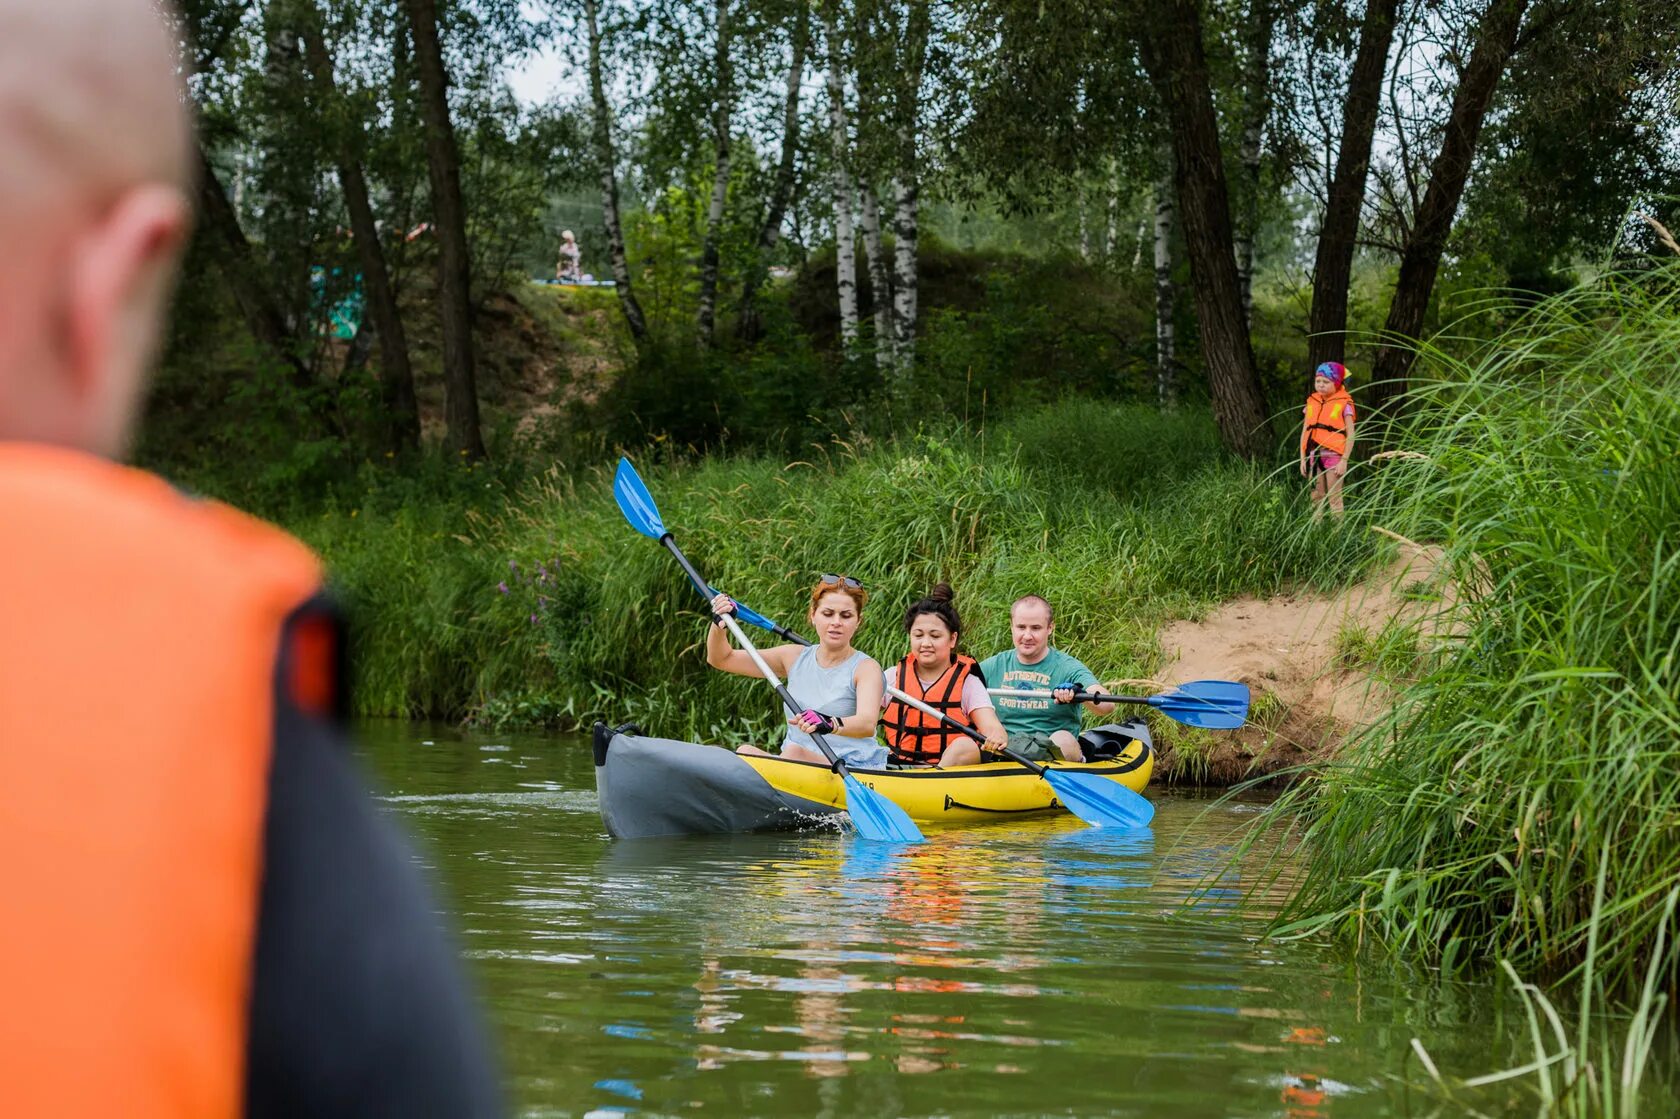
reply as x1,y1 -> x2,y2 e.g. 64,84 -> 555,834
979,595 -> 1117,762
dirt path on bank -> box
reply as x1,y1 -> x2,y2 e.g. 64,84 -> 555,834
1149,537 -> 1460,784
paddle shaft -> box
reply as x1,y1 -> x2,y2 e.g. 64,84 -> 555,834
659,535 -> 713,600
884,684 -> 1054,777
988,688 -> 1131,704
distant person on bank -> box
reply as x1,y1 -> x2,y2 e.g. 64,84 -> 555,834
556,229 -> 582,283
1300,361 -> 1355,519
0,2 -> 499,1113
980,596 -> 1116,762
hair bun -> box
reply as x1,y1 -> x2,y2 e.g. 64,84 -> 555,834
929,582 -> 955,603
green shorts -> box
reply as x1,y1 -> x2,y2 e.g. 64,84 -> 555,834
1003,732 -> 1066,762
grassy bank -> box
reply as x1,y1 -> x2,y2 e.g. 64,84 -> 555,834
1250,265 -> 1680,1015
290,399 -> 1369,747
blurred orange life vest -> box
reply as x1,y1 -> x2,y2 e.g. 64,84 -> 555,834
0,444 -> 328,1117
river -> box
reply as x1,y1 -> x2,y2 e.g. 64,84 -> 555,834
361,720 -> 1552,1117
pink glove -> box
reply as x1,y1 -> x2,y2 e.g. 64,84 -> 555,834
794,709 -> 836,735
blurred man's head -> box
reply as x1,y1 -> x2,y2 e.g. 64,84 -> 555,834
0,0 -> 193,457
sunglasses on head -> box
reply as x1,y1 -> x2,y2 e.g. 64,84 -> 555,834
819,573 -> 863,590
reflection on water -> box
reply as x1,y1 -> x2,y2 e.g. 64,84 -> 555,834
359,721 -> 1536,1118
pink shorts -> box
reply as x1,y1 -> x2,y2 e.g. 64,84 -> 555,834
1317,452 -> 1343,472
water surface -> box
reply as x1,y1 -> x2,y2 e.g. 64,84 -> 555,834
361,721 -> 1539,1117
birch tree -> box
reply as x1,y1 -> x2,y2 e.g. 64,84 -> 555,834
1234,0 -> 1274,326
737,0 -> 810,338
583,0 -> 649,341
886,0 -> 930,378
822,2 -> 860,346
852,8 -> 894,372
1152,159 -> 1176,406
695,0 -> 733,344
858,186 -> 894,369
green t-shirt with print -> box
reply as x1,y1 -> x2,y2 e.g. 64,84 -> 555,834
978,647 -> 1099,737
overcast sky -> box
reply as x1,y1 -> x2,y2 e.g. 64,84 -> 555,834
506,40 -> 582,106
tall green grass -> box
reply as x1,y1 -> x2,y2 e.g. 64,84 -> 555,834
290,400 -> 1372,743
1254,263 -> 1680,1007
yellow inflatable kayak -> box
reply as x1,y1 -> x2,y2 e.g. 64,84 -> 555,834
593,720 -> 1153,838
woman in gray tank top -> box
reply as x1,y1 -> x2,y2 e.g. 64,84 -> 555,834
704,575 -> 888,769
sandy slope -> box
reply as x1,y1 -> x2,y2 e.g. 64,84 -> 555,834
1150,536 -> 1462,784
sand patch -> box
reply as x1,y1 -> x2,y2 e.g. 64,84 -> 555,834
1150,535 -> 1464,784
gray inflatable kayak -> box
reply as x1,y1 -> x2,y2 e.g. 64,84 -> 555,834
592,720 -> 1155,839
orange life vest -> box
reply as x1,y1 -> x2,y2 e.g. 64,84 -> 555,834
0,443 -> 326,1117
1301,388 -> 1354,455
880,653 -> 982,765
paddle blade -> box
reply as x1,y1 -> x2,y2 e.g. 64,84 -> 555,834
612,457 -> 666,540
1041,769 -> 1155,828
841,772 -> 925,843
1149,680 -> 1250,729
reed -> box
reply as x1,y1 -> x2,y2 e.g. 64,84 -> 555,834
1253,263 -> 1680,1011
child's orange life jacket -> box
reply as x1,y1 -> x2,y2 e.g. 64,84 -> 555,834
1301,388 -> 1354,456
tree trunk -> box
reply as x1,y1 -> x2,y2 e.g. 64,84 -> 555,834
736,1 -> 809,340
888,0 -> 930,379
259,21 -> 316,339
1235,0 -> 1273,327
859,183 -> 894,371
695,0 -> 732,345
822,5 -> 859,347
402,0 -> 484,459
193,145 -> 313,392
852,20 -> 893,372
1307,0 -> 1399,373
1153,160 -> 1176,408
1369,0 -> 1529,414
1138,0 -> 1272,460
1105,159 -> 1120,262
299,4 -> 419,452
887,180 -> 917,377
584,0 -> 648,341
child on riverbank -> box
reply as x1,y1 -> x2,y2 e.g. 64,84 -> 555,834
1300,361 -> 1355,519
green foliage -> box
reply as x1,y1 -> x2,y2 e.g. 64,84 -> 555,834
1251,264 -> 1680,1012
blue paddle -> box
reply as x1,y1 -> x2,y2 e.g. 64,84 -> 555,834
611,458 -> 924,845
709,595 -> 1157,828
987,682 -> 1250,730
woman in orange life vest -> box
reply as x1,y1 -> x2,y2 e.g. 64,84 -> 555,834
878,584 -> 1009,767
1300,361 -> 1356,519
